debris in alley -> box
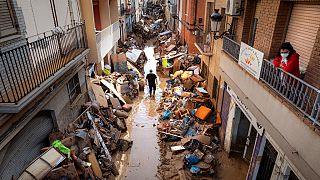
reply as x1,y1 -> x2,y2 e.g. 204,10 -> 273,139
155,41 -> 223,179
18,66 -> 140,179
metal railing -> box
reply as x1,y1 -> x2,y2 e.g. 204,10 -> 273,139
222,36 -> 240,61
0,23 -> 87,104
196,32 -> 212,54
260,60 -> 320,124
222,36 -> 320,124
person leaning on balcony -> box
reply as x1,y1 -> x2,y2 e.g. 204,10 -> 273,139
273,42 -> 301,78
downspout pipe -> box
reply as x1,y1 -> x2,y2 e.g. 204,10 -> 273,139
194,0 -> 197,27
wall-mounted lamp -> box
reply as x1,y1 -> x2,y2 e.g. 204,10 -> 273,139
210,9 -> 229,40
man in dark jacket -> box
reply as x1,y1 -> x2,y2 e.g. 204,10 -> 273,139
146,69 -> 158,97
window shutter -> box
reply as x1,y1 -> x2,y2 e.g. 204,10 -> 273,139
285,4 -> 320,72
0,0 -> 17,37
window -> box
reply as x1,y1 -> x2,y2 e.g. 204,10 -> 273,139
248,18 -> 258,46
0,0 -> 17,37
229,18 -> 238,40
288,170 -> 299,180
67,74 -> 81,103
212,77 -> 219,99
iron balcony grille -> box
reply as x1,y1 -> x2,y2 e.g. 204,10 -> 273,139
222,36 -> 320,124
222,35 -> 240,61
196,31 -> 212,54
0,23 -> 88,104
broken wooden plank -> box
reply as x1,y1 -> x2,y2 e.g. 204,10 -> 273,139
87,152 -> 102,178
90,83 -> 108,108
100,79 -> 127,104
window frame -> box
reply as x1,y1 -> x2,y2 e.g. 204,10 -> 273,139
0,0 -> 18,38
67,74 -> 81,103
212,76 -> 219,99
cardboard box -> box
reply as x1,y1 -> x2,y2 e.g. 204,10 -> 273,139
195,106 -> 212,120
116,82 -> 130,94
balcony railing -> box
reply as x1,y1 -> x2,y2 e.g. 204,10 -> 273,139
96,21 -> 120,59
0,23 -> 87,104
222,36 -> 240,61
222,36 -> 320,125
195,32 -> 212,55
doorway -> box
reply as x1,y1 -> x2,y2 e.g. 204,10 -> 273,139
256,139 -> 278,180
230,105 -> 258,163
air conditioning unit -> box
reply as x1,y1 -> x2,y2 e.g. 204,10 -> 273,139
226,0 -> 241,16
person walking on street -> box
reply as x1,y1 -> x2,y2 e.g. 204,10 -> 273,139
146,69 -> 158,97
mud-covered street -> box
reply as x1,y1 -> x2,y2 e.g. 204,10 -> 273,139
115,41 -> 165,180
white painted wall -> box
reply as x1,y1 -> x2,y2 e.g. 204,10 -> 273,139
220,52 -> 320,180
17,0 -> 82,38
96,21 -> 120,62
224,100 -> 236,153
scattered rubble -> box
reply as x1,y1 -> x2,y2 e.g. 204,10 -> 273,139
155,52 -> 222,179
18,68 -> 141,179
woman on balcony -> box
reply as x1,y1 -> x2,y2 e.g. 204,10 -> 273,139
273,42 -> 301,78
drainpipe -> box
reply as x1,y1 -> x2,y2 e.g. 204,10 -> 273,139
194,0 -> 197,27
193,0 -> 198,39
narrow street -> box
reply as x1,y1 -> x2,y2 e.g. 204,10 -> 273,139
1,0 -> 319,179
116,40 -> 165,180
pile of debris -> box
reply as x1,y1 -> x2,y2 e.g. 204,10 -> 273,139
133,16 -> 167,40
20,67 -> 138,180
156,63 -> 222,179
19,87 -> 134,179
133,2 -> 166,40
144,2 -> 165,18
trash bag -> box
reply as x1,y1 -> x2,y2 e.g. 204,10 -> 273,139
162,110 -> 171,120
184,139 -> 201,152
190,165 -> 201,174
184,154 -> 201,167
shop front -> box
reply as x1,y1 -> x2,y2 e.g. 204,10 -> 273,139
223,85 -> 281,179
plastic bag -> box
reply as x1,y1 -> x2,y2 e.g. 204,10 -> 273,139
185,154 -> 201,167
190,165 -> 201,174
52,140 -> 70,155
162,110 -> 171,120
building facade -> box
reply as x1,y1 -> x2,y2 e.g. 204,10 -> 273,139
196,0 -> 320,179
177,0 -> 206,53
80,0 -> 121,71
164,0 -> 178,31
0,0 -> 89,178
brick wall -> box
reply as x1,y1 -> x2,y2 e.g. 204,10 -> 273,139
241,0 -> 255,44
253,0 -> 281,58
269,1 -> 292,58
179,0 -> 205,53
304,28 -> 320,88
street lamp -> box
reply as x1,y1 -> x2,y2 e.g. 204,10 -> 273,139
210,9 -> 229,40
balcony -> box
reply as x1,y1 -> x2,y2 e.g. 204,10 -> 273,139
195,32 -> 213,56
96,21 -> 120,59
0,23 -> 88,106
222,35 -> 320,125
221,36 -> 320,178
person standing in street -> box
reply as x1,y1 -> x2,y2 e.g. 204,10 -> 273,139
146,69 -> 158,97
